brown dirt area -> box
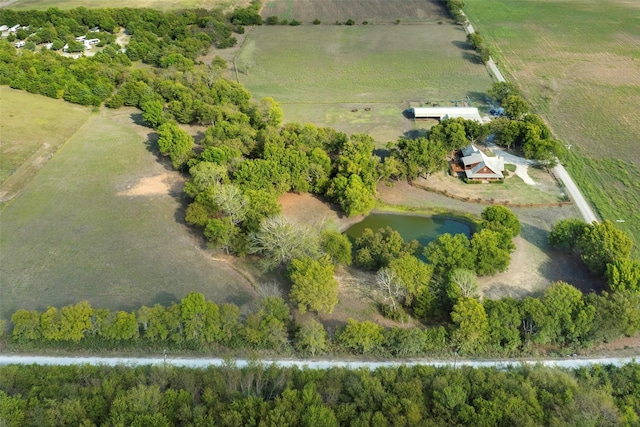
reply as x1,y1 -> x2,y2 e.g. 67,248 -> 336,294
117,173 -> 185,197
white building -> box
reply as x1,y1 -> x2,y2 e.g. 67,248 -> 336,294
14,40 -> 25,48
409,107 -> 483,123
8,24 -> 21,33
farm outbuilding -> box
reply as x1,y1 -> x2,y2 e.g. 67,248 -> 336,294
409,107 -> 483,123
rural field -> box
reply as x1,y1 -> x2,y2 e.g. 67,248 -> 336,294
260,0 -> 448,24
0,96 -> 257,320
235,24 -> 494,143
0,87 -> 91,197
464,0 -> 640,249
0,0 -> 249,10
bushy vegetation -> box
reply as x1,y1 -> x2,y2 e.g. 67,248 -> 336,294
1,362 -> 639,425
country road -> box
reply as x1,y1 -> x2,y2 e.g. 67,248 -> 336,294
0,355 -> 636,370
463,12 -> 599,224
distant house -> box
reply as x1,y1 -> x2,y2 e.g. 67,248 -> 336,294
83,38 -> 100,47
75,36 -> 86,41
14,40 -> 25,48
456,144 -> 504,180
0,25 -> 9,32
8,24 -> 21,33
89,27 -> 101,32
409,107 -> 483,123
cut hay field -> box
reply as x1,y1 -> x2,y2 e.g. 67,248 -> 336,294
0,87 -> 91,192
464,0 -> 640,249
236,24 -> 494,142
0,0 -> 249,10
260,0 -> 448,24
0,104 -> 257,320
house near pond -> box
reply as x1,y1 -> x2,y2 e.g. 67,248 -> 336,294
452,144 -> 504,181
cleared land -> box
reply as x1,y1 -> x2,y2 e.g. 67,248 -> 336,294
0,0 -> 250,10
236,24 -> 494,142
464,0 -> 640,249
0,87 -> 91,196
0,103 -> 257,319
260,0 -> 448,24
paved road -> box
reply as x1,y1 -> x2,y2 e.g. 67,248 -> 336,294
553,163 -> 598,223
0,355 -> 636,370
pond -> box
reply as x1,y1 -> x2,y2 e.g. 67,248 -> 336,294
344,213 -> 474,246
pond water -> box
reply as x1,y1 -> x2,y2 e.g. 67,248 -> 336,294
345,213 -> 474,246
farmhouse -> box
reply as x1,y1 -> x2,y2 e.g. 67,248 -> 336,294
410,107 -> 483,123
8,24 -> 21,33
0,25 -> 8,32
84,38 -> 100,47
14,40 -> 25,48
453,144 -> 504,180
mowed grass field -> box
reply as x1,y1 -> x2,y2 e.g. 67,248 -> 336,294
0,87 -> 91,190
0,102 -> 256,320
464,0 -> 640,249
260,0 -> 449,24
236,24 -> 494,142
2,0 -> 250,10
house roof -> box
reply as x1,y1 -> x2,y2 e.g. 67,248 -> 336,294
411,107 -> 483,123
461,144 -> 504,179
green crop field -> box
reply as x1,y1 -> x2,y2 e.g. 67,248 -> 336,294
464,0 -> 640,249
0,104 -> 256,320
236,24 -> 494,142
260,0 -> 448,24
2,0 -> 250,10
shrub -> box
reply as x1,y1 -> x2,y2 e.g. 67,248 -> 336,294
265,16 -> 279,25
312,18 -> 321,25
380,304 -> 408,323
345,19 -> 355,26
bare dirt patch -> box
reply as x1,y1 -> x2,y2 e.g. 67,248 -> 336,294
118,173 -> 184,197
279,192 -> 364,231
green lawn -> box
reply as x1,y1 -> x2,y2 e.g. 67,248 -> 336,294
236,24 -> 494,142
0,107 -> 256,320
464,0 -> 640,250
4,0 -> 249,10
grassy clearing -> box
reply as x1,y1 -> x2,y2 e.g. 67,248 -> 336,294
0,87 -> 91,187
236,25 -> 494,142
260,0 -> 449,24
464,0 -> 640,250
0,107 -> 256,320
3,0 -> 250,10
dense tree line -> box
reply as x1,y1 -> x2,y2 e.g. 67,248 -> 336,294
1,361 -> 639,426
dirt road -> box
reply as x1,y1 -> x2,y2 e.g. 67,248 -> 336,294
553,163 -> 598,223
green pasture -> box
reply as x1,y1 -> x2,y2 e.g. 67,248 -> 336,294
0,107 -> 255,320
0,87 -> 91,186
464,0 -> 640,250
236,24 -> 494,142
3,0 -> 249,10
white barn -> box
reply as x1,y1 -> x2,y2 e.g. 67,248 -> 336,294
410,107 -> 483,123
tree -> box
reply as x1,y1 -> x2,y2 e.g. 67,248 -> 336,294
354,227 -> 420,271
101,311 -> 139,341
295,319 -> 328,356
502,95 -> 529,120
375,267 -> 406,312
320,230 -> 352,266
392,137 -> 447,180
337,319 -> 384,354
447,268 -> 479,301
328,174 -> 376,217
288,256 -> 339,314
481,205 -> 520,237
488,82 -> 520,104
10,309 -> 42,341
451,297 -> 489,354
541,281 -> 596,345
484,298 -> 522,352
179,293 -> 221,346
249,215 -> 320,271
141,100 -> 166,128
471,229 -> 511,276
606,259 -> 640,292
210,183 -> 248,225
388,254 -> 433,305
548,218 -> 587,253
424,233 -> 475,278
578,220 -> 633,276
156,122 -> 194,170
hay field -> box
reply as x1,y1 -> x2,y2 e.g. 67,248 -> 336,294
236,24 -> 494,142
0,87 -> 91,190
260,0 -> 448,24
464,0 -> 640,247
0,105 -> 256,320
1,0 -> 249,10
